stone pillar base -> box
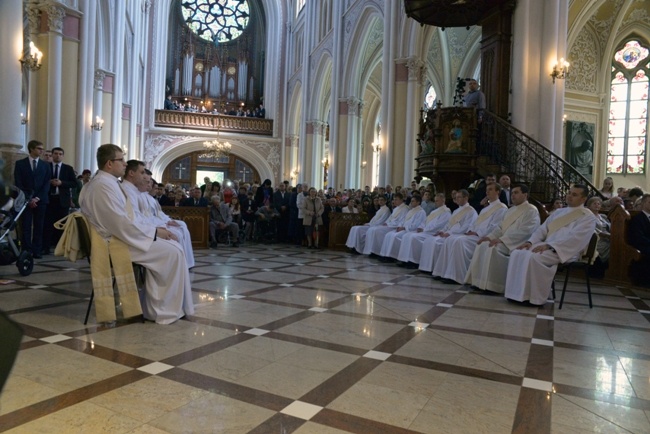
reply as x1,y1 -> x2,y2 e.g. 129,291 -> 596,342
0,143 -> 27,186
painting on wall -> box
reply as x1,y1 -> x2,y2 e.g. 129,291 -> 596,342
565,121 -> 595,182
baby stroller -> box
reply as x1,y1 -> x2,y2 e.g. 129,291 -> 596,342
0,188 -> 34,276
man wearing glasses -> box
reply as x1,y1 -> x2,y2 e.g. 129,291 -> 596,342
14,140 -> 52,259
80,144 -> 193,324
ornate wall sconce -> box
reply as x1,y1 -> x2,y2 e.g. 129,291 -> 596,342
91,116 -> 104,131
20,41 -> 43,71
360,161 -> 367,168
550,58 -> 569,84
20,113 -> 28,125
290,169 -> 299,180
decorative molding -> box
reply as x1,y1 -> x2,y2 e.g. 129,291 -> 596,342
567,28 -> 598,93
144,134 -> 199,167
25,2 -> 42,36
94,70 -> 106,90
250,141 -> 281,178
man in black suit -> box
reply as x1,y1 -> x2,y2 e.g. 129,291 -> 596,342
629,194 -> 650,255
43,147 -> 78,254
273,182 -> 291,242
628,194 -> 650,286
14,140 -> 52,258
181,187 -> 208,207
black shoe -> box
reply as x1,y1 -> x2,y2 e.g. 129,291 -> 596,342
42,249 -> 51,255
232,242 -> 240,247
210,241 -> 218,248
405,262 -> 419,269
33,254 -> 42,259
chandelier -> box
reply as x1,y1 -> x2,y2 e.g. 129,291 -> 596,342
202,139 -> 232,159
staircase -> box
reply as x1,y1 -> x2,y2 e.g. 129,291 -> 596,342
477,111 -> 603,202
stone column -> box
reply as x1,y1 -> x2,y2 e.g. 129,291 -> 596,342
44,3 -> 66,150
344,97 -> 363,188
511,0 -> 568,152
76,0 -> 97,171
91,70 -> 105,171
0,0 -> 28,182
405,57 -> 426,186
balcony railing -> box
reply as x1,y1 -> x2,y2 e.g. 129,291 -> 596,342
154,110 -> 273,136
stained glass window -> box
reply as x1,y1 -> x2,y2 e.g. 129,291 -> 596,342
607,40 -> 649,175
182,0 -> 250,43
424,85 -> 438,109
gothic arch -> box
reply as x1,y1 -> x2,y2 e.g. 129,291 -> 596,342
310,51 -> 333,121
149,138 -> 276,184
341,5 -> 383,97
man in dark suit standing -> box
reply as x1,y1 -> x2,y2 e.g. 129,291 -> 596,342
628,194 -> 650,286
43,147 -> 78,254
14,140 -> 52,259
273,183 -> 291,242
181,187 -> 208,207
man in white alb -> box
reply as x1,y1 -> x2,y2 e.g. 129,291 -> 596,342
363,193 -> 409,256
504,185 -> 596,305
80,146 -> 193,324
396,193 -> 451,268
378,195 -> 427,261
419,189 -> 478,273
432,183 -> 507,283
346,196 -> 390,253
465,184 -> 539,294
141,170 -> 195,268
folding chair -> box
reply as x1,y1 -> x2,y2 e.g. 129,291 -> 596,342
554,233 -> 599,309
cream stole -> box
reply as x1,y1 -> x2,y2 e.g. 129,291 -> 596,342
547,206 -> 592,236
448,205 -> 473,226
404,206 -> 423,222
475,202 -> 507,226
370,206 -> 389,224
387,204 -> 407,223
500,202 -> 536,232
426,206 -> 449,223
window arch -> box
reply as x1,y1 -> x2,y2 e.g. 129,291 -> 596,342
607,40 -> 649,175
181,0 -> 250,43
423,84 -> 438,109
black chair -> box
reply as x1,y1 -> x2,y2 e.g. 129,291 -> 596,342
554,233 -> 599,309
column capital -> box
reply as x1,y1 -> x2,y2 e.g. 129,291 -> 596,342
43,3 -> 66,34
94,70 -> 106,90
25,2 -> 42,36
406,57 -> 426,84
346,97 -> 363,116
287,134 -> 299,146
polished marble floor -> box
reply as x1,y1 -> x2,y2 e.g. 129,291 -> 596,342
1,244 -> 649,433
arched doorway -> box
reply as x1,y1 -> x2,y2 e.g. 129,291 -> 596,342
162,150 -> 260,189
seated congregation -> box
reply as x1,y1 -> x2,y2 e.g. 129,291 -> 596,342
344,181 -> 626,307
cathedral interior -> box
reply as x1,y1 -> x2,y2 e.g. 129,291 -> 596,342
1,0 -> 650,432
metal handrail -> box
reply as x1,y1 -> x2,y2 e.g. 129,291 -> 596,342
480,111 -> 604,201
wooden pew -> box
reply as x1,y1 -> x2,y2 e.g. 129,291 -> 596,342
162,206 -> 210,249
327,212 -> 369,250
605,205 -> 642,286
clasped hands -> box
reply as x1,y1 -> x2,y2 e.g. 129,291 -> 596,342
516,241 -> 552,253
156,227 -> 178,242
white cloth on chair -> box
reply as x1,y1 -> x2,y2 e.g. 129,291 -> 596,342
379,206 -> 426,258
362,203 -> 409,255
